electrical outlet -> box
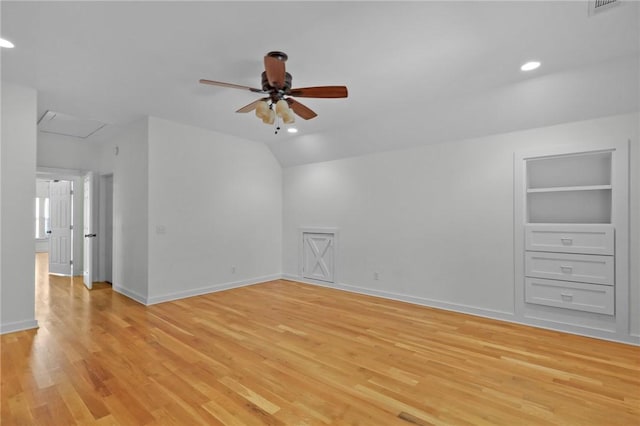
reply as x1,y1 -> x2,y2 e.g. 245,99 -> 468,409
231,266 -> 236,274
374,271 -> 380,280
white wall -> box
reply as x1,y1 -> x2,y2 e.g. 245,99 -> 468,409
283,112 -> 639,343
1,83 -> 38,334
37,132 -> 105,172
146,117 -> 282,304
112,119 -> 149,303
631,115 -> 640,337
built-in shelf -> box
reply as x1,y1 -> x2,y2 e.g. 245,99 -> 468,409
523,150 -> 616,314
527,185 -> 612,193
527,151 -> 613,224
515,140 -> 630,342
527,151 -> 612,189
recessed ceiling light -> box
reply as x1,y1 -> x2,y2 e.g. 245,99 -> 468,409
521,61 -> 541,71
287,128 -> 298,134
0,38 -> 15,48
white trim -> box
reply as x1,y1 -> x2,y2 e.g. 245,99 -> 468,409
282,274 -> 640,346
1,319 -> 39,335
518,315 -> 639,346
36,166 -> 88,179
145,274 -> 282,306
282,273 -> 514,319
112,284 -> 147,305
35,239 -> 49,253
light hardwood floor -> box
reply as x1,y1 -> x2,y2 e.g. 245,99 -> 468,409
1,253 -> 639,425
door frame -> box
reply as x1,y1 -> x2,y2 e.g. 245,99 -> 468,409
298,227 -> 339,284
36,168 -> 85,276
83,172 -> 96,290
98,173 -> 114,283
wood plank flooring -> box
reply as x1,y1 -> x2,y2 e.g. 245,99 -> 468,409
1,253 -> 639,425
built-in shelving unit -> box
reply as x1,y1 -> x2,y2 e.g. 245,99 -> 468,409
514,141 -> 630,343
524,150 -> 615,314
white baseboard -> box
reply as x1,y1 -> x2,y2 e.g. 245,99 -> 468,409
282,274 -> 640,346
1,319 -> 39,335
113,284 -> 148,305
517,315 -> 640,346
145,274 -> 283,306
35,240 -> 49,253
282,274 -> 514,320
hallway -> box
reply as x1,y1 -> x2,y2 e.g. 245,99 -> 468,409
35,253 -> 113,328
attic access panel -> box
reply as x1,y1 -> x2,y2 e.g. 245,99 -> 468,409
38,111 -> 106,139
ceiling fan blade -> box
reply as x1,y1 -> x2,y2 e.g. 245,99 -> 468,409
264,55 -> 286,89
199,79 -> 265,93
287,98 -> 318,120
288,86 -> 348,98
236,98 -> 267,113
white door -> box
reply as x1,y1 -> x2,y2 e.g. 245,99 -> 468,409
49,180 -> 73,275
303,233 -> 335,283
83,173 -> 95,290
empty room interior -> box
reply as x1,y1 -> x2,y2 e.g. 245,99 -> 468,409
1,1 -> 639,425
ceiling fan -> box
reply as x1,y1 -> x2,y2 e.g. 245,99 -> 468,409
199,51 -> 348,130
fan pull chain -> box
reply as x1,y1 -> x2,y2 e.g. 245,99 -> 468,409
274,115 -> 281,135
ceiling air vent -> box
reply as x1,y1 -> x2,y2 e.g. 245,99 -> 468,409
37,110 -> 106,139
588,0 -> 621,16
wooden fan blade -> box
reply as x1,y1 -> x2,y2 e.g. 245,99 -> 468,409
236,98 -> 268,113
264,56 -> 286,89
287,98 -> 317,120
199,79 -> 265,93
288,86 -> 348,98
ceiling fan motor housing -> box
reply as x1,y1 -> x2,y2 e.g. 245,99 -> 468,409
266,51 -> 288,62
262,72 -> 292,96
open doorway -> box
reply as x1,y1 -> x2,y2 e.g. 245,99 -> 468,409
35,177 -> 75,276
34,168 -> 114,308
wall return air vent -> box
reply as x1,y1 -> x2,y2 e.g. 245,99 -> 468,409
38,111 -> 106,139
588,0 -> 621,16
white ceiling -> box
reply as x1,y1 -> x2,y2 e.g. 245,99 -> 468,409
2,1 -> 639,166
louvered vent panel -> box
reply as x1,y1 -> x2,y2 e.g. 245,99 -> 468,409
589,0 -> 620,16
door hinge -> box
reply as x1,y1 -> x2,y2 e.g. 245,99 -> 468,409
70,225 -> 73,230
70,189 -> 74,195
70,260 -> 73,265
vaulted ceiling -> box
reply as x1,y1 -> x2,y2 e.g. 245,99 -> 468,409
2,1 -> 639,166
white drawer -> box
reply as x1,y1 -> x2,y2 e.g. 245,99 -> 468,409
525,224 -> 614,255
525,251 -> 613,285
525,277 -> 614,315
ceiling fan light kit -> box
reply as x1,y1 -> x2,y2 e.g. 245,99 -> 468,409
200,51 -> 348,134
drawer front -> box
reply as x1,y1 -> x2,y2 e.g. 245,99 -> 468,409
525,224 -> 614,255
525,252 -> 613,285
525,277 -> 614,315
